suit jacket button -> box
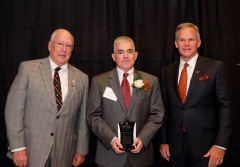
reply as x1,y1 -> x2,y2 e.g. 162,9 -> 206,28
56,116 -> 59,119
50,133 -> 54,136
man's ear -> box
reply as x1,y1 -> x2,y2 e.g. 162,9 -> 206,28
197,40 -> 201,48
134,51 -> 138,61
48,41 -> 52,52
112,53 -> 116,62
175,41 -> 178,48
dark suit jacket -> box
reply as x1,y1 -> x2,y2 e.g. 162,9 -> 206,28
5,58 -> 89,167
87,68 -> 164,167
159,56 -> 231,159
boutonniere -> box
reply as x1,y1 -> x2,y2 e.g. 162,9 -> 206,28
199,75 -> 210,81
131,73 -> 150,91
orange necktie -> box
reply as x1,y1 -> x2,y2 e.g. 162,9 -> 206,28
121,73 -> 131,111
178,63 -> 189,104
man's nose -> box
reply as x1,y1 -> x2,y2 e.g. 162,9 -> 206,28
184,40 -> 190,45
123,52 -> 129,58
62,44 -> 67,51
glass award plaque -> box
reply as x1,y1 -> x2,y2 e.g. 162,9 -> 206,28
118,121 -> 136,151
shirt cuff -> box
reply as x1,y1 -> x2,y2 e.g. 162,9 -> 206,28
214,145 -> 227,150
110,137 -> 117,145
11,147 -> 27,152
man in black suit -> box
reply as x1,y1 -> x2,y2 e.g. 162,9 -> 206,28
159,23 -> 231,167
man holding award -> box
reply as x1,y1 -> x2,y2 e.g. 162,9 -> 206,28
87,36 -> 164,167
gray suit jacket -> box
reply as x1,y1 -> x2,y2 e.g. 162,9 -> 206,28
87,68 -> 164,167
5,57 -> 89,167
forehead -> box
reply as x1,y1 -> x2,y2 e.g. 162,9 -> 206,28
53,31 -> 74,43
115,41 -> 134,51
178,27 -> 197,38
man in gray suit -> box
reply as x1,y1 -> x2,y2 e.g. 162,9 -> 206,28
87,36 -> 164,167
5,29 -> 89,167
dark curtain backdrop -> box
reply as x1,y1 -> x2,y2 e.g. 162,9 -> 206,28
1,0 -> 239,166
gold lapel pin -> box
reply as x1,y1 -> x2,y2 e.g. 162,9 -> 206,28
72,80 -> 75,87
196,70 -> 200,74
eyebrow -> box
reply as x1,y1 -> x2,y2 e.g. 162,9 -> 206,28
117,49 -> 133,52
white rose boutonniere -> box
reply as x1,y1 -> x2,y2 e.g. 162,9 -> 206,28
131,73 -> 150,92
134,80 -> 145,88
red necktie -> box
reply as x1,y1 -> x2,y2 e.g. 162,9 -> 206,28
54,67 -> 62,112
121,73 -> 131,111
178,63 -> 189,104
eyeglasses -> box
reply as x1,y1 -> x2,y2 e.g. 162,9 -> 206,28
52,41 -> 74,49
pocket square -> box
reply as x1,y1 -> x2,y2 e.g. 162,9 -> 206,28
103,87 -> 117,101
199,75 -> 210,81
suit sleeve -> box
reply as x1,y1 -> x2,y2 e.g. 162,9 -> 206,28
76,74 -> 90,154
137,77 -> 165,147
214,62 -> 231,148
5,62 -> 28,150
158,68 -> 168,145
87,78 -> 116,149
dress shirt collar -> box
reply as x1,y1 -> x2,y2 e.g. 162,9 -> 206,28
116,67 -> 134,79
179,54 -> 198,69
49,57 -> 68,73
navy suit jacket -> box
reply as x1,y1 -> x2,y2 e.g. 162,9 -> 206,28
159,56 -> 231,159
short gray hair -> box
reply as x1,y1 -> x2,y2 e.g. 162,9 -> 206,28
113,36 -> 135,52
175,23 -> 201,41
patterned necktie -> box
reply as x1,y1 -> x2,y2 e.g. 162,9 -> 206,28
54,67 -> 62,112
121,73 -> 131,111
178,63 -> 189,104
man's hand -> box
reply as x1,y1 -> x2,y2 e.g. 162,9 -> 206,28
131,137 -> 143,154
159,144 -> 170,162
72,153 -> 86,167
204,145 -> 225,167
111,137 -> 125,154
13,149 -> 28,167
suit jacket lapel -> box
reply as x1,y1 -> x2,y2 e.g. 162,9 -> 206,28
185,56 -> 204,103
128,70 -> 138,113
109,68 -> 127,113
171,61 -> 182,103
39,58 -> 57,113
58,64 -> 76,114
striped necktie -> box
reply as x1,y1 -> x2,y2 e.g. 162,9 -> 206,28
54,67 -> 62,112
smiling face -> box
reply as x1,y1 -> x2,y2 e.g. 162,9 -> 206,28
112,40 -> 138,72
48,29 -> 74,67
175,27 -> 201,62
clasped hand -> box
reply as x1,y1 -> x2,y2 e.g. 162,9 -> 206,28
111,137 -> 143,154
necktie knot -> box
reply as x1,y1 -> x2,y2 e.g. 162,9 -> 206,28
184,63 -> 189,68
55,67 -> 61,72
123,73 -> 129,78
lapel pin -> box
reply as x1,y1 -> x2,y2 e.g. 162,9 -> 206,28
72,80 -> 75,87
196,70 -> 200,74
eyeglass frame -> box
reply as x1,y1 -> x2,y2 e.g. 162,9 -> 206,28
51,41 -> 74,49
